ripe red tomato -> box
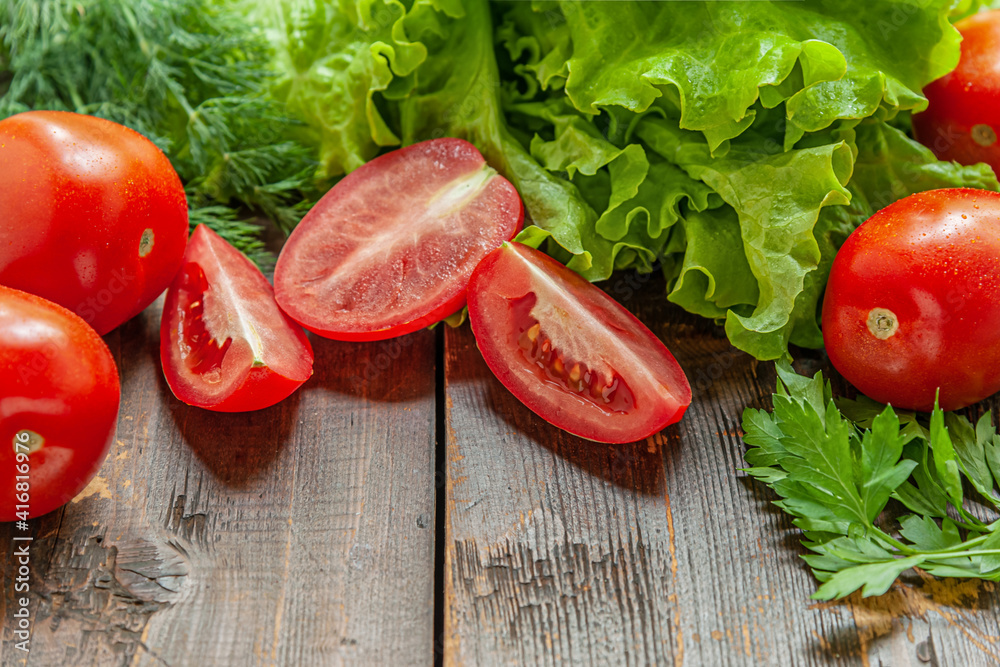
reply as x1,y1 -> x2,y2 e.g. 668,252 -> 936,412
913,11 -> 1000,176
467,242 -> 691,443
0,285 -> 120,521
274,138 -> 523,341
161,225 -> 313,412
822,188 -> 1000,412
0,111 -> 189,335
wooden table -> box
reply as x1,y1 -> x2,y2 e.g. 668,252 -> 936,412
3,273 -> 999,666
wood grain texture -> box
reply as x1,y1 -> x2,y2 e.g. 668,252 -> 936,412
0,298 -> 438,666
6,276 -> 1000,666
442,273 -> 1000,667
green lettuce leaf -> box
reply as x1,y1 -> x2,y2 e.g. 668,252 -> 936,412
265,0 -> 999,358
501,1 -> 961,144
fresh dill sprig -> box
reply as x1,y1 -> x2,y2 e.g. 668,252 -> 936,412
185,205 -> 274,271
0,0 -> 324,264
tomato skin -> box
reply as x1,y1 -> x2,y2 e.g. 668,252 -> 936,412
468,242 -> 691,444
0,285 -> 120,521
913,11 -> 1000,176
822,189 -> 1000,412
161,225 -> 313,412
0,111 -> 189,335
274,138 -> 523,341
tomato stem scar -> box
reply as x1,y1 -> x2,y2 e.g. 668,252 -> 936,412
867,308 -> 899,340
139,228 -> 155,257
972,124 -> 997,147
12,430 -> 44,454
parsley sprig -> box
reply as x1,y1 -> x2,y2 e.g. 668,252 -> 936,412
743,362 -> 1000,600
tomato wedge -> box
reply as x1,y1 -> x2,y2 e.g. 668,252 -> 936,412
161,225 -> 313,412
467,242 -> 691,443
273,138 -> 523,341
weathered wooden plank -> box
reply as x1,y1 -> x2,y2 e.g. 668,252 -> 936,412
442,273 -> 1000,667
1,297 -> 438,666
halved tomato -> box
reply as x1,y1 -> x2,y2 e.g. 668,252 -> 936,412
467,242 -> 691,444
273,138 -> 523,341
161,225 -> 313,412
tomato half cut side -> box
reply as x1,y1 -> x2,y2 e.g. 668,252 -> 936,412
274,138 -> 523,341
161,225 -> 314,412
467,242 -> 691,444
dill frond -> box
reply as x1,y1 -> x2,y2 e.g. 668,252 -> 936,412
0,0 -> 324,263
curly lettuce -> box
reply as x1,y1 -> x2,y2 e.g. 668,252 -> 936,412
265,0 -> 1000,359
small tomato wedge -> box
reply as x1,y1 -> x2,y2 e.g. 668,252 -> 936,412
161,225 -> 313,412
274,138 -> 523,341
0,285 -> 120,520
468,242 -> 691,444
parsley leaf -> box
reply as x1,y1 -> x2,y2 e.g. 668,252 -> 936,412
743,361 -> 1000,599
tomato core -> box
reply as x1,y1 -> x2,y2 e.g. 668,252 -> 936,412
139,229 -> 155,257
511,293 -> 636,413
173,263 -> 236,383
973,124 -> 997,147
13,430 -> 44,455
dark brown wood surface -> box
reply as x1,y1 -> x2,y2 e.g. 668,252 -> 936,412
3,278 -> 1000,666
441,277 -> 1000,667
1,298 -> 438,666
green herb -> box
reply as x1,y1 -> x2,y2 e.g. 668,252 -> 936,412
743,362 -> 1000,599
0,0 -> 324,266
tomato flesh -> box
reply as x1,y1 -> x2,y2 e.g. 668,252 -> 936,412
913,11 -> 1000,176
0,111 -> 188,335
822,188 -> 1000,411
161,225 -> 313,412
0,285 -> 120,520
509,293 -> 638,414
274,138 -> 523,341
468,242 -> 691,443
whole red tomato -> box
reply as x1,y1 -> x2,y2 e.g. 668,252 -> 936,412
0,285 -> 120,521
913,11 -> 1000,176
822,188 -> 1000,412
0,111 -> 188,335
